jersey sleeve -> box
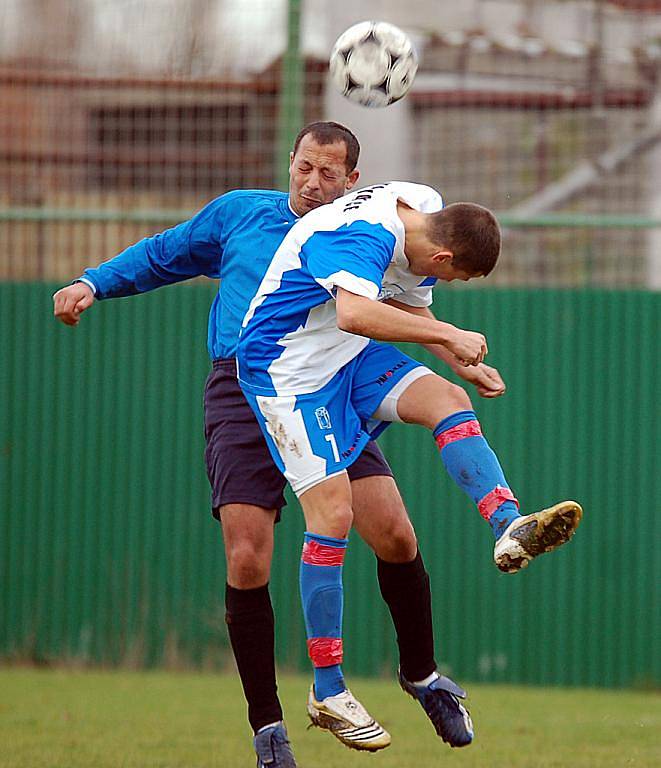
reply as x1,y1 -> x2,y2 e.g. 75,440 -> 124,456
393,277 -> 437,307
81,195 -> 230,299
302,221 -> 396,300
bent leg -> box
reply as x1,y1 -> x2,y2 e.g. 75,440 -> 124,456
380,371 -> 583,573
395,373 -> 521,539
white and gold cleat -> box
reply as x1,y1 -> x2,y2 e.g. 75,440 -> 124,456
307,685 -> 391,752
494,500 -> 583,573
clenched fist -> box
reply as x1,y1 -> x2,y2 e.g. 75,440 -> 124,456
53,282 -> 95,326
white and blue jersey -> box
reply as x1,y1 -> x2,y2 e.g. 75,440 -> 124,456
79,190 -> 299,360
238,182 -> 442,396
237,182 -> 443,494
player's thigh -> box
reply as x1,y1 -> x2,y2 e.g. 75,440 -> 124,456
351,475 -> 417,562
204,360 -> 287,515
244,376 -> 371,497
395,371 -> 472,429
350,340 -> 432,432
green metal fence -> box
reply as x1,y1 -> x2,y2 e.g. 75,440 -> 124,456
1,283 -> 659,688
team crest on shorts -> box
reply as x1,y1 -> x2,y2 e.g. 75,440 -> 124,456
314,407 -> 332,430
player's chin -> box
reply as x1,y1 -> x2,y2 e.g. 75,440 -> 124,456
299,197 -> 324,213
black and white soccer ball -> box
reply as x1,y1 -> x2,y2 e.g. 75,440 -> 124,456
329,21 -> 418,108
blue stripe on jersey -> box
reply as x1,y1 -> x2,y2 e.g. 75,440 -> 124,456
210,191 -> 297,359
238,220 -> 397,393
304,221 -> 396,288
238,270 -> 332,394
420,277 -> 437,287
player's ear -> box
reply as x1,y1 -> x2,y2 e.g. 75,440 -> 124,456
432,248 -> 454,263
289,151 -> 295,170
345,169 -> 360,190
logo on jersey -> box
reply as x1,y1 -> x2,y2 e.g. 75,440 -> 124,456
375,359 -> 408,385
377,287 -> 396,301
340,432 -> 363,460
315,407 -> 332,430
343,184 -> 388,212
377,282 -> 405,302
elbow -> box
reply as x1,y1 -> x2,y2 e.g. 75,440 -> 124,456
336,306 -> 362,335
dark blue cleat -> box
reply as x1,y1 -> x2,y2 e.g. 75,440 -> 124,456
398,669 -> 474,748
253,722 -> 298,767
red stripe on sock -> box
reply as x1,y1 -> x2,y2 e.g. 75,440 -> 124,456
307,637 -> 343,667
477,485 -> 519,520
435,420 -> 482,451
302,540 -> 346,566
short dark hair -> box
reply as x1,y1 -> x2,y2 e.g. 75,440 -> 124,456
426,203 -> 501,276
292,121 -> 360,173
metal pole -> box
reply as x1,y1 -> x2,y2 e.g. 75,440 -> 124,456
276,0 -> 304,191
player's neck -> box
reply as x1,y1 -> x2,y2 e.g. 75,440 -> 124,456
398,204 -> 432,268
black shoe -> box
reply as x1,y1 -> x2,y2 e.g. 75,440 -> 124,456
254,722 -> 297,767
398,670 -> 474,748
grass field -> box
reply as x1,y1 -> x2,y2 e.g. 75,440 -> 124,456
0,668 -> 658,767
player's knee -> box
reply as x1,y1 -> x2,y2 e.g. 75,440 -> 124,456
373,514 -> 417,562
225,538 -> 271,588
398,373 -> 473,428
426,377 -> 473,420
321,504 -> 353,538
444,380 -> 473,411
305,498 -> 353,538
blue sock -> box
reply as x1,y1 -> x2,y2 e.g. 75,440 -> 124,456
434,410 -> 520,539
299,532 -> 348,700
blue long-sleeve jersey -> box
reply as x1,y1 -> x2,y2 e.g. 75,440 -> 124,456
82,190 -> 298,359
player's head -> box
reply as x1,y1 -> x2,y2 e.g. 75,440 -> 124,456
422,203 -> 501,281
289,121 -> 360,216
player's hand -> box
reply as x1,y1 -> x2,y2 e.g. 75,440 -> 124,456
457,363 -> 506,398
53,282 -> 95,326
444,327 -> 488,367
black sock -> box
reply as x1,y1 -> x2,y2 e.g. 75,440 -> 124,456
377,550 -> 437,681
225,583 -> 283,732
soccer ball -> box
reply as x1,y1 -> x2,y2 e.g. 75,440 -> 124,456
329,21 -> 418,108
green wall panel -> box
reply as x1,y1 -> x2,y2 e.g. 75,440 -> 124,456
1,283 -> 658,688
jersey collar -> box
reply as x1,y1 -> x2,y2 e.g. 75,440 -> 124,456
280,197 -> 300,221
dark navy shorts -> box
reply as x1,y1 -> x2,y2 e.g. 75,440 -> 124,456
204,358 -> 394,519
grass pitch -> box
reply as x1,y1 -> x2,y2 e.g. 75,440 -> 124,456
0,668 -> 658,767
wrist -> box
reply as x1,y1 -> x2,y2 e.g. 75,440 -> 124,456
434,321 -> 457,345
73,277 -> 97,296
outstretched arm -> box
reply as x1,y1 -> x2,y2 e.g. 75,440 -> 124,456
80,199 -> 223,300
52,195 -> 227,326
385,299 -> 506,398
336,288 -> 488,367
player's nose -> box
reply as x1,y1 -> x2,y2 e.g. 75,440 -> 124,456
305,170 -> 321,190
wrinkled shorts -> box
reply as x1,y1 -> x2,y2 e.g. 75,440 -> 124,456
204,358 -> 395,517
241,341 -> 431,496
